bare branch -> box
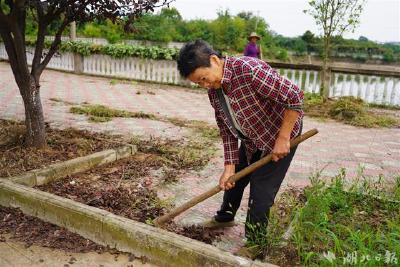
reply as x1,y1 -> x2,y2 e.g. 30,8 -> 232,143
31,1 -> 48,75
36,19 -> 70,76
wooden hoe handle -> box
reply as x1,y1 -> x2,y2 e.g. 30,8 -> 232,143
154,128 -> 318,227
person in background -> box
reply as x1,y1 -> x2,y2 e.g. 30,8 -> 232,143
244,32 -> 262,59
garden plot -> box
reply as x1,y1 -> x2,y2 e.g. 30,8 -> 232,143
0,120 -> 271,267
36,154 -> 223,244
0,119 -> 122,178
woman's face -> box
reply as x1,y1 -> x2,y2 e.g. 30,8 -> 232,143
187,55 -> 224,90
250,37 -> 258,43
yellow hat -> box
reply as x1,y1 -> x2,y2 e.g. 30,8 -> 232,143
248,32 -> 261,41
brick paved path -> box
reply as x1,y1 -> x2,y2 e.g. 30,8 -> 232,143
1,62 -> 399,253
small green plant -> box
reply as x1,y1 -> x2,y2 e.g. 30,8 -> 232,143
109,79 -> 118,85
164,118 -> 220,140
368,103 -> 400,110
70,104 -> 156,122
129,135 -> 217,172
88,116 -> 112,123
258,169 -> 400,266
295,171 -> 399,266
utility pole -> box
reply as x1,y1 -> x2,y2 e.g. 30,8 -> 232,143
69,21 -> 82,74
70,21 -> 76,41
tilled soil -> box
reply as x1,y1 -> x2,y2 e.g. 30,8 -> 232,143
0,206 -> 106,253
37,155 -> 222,244
0,119 -> 122,177
0,154 -> 221,254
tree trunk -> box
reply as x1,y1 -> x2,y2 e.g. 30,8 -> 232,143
321,64 -> 331,99
20,75 -> 46,148
320,37 -> 331,99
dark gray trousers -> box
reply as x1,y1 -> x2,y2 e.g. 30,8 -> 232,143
215,141 -> 298,239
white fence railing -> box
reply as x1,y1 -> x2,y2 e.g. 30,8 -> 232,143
25,47 -> 75,72
276,69 -> 400,105
83,54 -> 187,85
0,43 -> 399,105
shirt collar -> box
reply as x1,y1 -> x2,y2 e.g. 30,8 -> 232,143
221,56 -> 233,90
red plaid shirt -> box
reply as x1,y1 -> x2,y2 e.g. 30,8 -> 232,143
208,56 -> 304,165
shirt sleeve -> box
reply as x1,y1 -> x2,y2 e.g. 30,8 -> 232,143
208,90 -> 239,165
251,64 -> 304,113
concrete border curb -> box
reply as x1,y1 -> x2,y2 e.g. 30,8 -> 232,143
5,145 -> 136,187
0,179 -> 276,267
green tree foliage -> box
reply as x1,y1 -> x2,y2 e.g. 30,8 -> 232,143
131,7 -> 183,42
72,8 -> 277,55
305,0 -> 366,97
22,7 -> 399,63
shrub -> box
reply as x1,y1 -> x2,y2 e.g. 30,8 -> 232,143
329,96 -> 365,120
19,39 -> 179,60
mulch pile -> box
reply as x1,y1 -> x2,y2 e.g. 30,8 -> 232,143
37,156 -> 222,244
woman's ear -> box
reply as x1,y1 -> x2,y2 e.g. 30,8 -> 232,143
210,54 -> 222,67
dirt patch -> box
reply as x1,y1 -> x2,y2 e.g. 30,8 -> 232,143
0,119 -> 222,253
36,154 -> 222,244
66,101 -> 220,142
0,119 -> 122,178
0,206 -> 153,264
0,206 -> 106,253
37,156 -> 166,223
0,153 -> 222,255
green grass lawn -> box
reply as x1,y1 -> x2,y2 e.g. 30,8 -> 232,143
294,171 -> 400,266
263,170 -> 400,266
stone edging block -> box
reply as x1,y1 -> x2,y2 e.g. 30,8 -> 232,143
6,144 -> 136,187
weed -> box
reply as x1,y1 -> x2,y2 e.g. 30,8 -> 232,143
70,104 -> 156,122
368,103 -> 400,110
304,94 -> 399,128
251,168 -> 400,266
164,117 -> 220,140
294,171 -> 398,266
49,98 -> 76,105
109,78 -> 138,86
129,135 -> 217,172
